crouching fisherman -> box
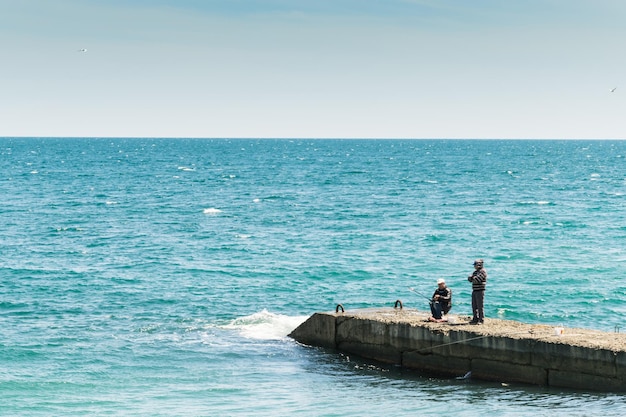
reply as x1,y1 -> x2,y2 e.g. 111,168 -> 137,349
429,278 -> 452,322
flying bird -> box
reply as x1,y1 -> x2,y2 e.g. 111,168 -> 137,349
610,87 -> 617,92
78,48 -> 87,52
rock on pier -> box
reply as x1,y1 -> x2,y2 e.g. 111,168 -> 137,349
288,307 -> 626,392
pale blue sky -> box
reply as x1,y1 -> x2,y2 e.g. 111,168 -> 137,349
1,0 -> 624,138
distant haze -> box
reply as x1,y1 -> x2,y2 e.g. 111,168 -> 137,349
1,0 -> 624,139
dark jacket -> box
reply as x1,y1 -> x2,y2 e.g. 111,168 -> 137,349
432,287 -> 452,313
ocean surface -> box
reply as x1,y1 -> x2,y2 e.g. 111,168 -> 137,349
1,138 -> 625,416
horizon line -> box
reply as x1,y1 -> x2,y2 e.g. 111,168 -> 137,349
2,136 -> 626,141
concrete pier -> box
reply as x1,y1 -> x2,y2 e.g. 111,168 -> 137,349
288,308 -> 626,392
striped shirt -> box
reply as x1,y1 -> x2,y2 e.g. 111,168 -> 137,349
468,268 -> 487,291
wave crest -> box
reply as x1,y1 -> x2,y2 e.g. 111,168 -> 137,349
223,310 -> 307,340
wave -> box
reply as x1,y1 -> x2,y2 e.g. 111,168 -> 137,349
203,208 -> 222,214
51,226 -> 84,232
516,200 -> 554,206
222,310 -> 308,340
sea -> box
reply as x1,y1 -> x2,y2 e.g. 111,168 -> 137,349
1,138 -> 625,416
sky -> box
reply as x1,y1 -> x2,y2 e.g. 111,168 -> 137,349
1,0 -> 625,139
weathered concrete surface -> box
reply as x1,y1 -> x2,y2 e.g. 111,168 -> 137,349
288,308 -> 626,392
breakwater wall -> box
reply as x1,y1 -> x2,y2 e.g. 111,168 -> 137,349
288,308 -> 626,392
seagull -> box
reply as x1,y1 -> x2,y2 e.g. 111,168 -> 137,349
610,87 -> 617,92
78,48 -> 87,52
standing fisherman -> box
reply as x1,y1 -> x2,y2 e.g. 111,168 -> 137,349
468,259 -> 487,324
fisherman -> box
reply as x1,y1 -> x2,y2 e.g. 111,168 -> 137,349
429,278 -> 452,322
468,259 -> 487,324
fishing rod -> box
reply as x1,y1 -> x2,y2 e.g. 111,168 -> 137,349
408,271 -> 466,303
407,287 -> 433,303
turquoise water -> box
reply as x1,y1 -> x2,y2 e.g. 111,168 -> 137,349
1,138 -> 625,416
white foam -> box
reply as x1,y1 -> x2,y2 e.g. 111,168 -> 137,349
203,208 -> 222,214
519,200 -> 551,205
224,310 -> 308,340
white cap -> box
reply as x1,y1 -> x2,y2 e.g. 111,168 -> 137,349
437,278 -> 445,285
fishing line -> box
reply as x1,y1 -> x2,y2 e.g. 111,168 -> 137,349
414,329 -> 544,354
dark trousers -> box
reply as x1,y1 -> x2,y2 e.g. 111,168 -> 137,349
430,301 -> 449,319
430,301 -> 443,319
471,290 -> 484,322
